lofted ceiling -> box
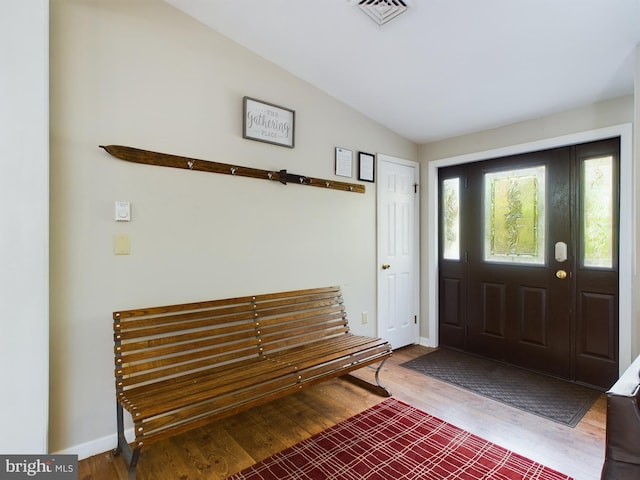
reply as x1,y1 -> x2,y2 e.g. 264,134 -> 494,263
165,0 -> 640,144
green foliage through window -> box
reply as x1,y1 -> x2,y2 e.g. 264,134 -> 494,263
443,178 -> 460,260
583,156 -> 613,268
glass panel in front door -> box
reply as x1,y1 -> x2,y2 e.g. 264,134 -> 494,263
442,177 -> 460,261
483,166 -> 546,265
582,155 -> 613,269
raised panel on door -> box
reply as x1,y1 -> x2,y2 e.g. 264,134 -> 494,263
382,274 -> 398,337
519,286 -> 547,346
481,282 -> 506,338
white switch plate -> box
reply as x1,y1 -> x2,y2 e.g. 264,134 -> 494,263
115,201 -> 131,222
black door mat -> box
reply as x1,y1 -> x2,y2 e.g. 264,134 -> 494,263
400,348 -> 602,427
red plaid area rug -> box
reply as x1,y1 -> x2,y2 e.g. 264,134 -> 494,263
227,398 -> 573,480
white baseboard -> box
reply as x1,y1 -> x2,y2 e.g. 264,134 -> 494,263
419,336 -> 436,348
53,428 -> 134,461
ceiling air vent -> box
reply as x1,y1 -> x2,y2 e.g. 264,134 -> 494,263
357,0 -> 408,26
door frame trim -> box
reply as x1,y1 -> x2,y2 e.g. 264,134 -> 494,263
377,153 -> 421,345
426,123 -> 634,375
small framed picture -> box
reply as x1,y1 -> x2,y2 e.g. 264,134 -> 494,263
358,152 -> 375,182
243,96 -> 295,148
335,147 -> 353,178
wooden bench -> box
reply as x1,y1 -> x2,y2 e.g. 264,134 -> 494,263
112,286 -> 392,479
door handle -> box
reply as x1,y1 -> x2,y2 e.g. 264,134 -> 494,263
382,263 -> 391,270
556,270 -> 568,279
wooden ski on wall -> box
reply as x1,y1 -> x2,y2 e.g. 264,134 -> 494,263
99,145 -> 365,194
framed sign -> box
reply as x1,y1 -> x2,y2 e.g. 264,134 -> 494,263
243,96 -> 295,148
335,147 -> 353,178
358,152 -> 375,182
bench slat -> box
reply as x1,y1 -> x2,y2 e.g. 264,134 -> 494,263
115,302 -> 258,330
266,335 -> 388,362
115,311 -> 256,341
259,307 -> 344,324
256,295 -> 342,315
117,324 -> 257,360
261,327 -> 350,354
114,295 -> 258,320
117,337 -> 261,377
139,376 -> 308,445
251,286 -> 341,303
117,348 -> 260,388
122,359 -> 298,418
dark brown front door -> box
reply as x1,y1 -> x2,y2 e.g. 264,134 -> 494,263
438,138 -> 619,389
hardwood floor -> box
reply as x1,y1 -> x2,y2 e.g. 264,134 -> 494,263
78,345 -> 606,480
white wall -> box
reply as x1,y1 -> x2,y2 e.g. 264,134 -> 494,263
420,96 -> 634,162
0,0 -> 49,453
48,0 -> 416,456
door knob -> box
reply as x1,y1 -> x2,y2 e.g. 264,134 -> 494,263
556,269 -> 567,279
382,263 -> 391,270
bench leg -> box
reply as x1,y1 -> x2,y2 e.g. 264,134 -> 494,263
113,402 -> 141,480
127,447 -> 141,480
374,358 -> 392,396
344,358 -> 392,397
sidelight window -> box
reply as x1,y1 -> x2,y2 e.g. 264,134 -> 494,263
582,156 -> 613,269
442,177 -> 460,260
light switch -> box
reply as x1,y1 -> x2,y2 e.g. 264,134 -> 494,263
114,235 -> 130,255
115,201 -> 131,222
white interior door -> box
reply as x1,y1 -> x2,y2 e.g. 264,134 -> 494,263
377,154 -> 420,349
